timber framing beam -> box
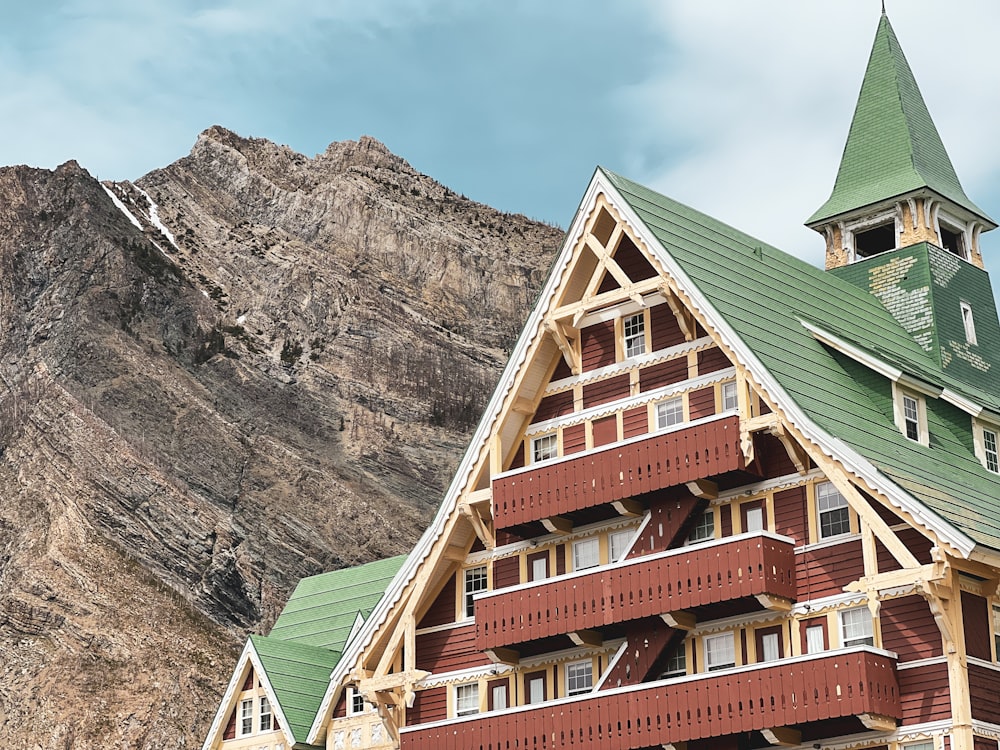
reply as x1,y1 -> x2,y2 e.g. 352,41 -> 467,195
661,611 -> 696,630
762,727 -> 801,747
547,277 -> 662,325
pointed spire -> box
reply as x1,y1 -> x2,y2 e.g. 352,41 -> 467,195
808,13 -> 993,227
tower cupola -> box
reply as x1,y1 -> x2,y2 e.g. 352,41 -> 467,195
807,12 -> 996,269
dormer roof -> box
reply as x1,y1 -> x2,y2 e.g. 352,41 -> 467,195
808,13 -> 994,228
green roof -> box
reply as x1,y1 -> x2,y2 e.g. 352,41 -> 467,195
808,13 -> 992,226
244,555 -> 406,746
603,168 -> 1000,553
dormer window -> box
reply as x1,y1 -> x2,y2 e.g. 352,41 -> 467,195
893,384 -> 928,445
975,421 -> 1000,474
853,220 -> 896,258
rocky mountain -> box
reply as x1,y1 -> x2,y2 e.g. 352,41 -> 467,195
0,127 -> 562,748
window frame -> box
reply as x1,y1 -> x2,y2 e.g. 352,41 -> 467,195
975,420 -> 1000,474
623,312 -> 646,359
462,565 -> 488,619
839,606 -> 875,648
893,384 -> 929,446
531,432 -> 558,464
572,537 -> 600,571
721,380 -> 739,412
564,659 -> 594,696
454,683 -> 480,717
239,697 -> 254,737
704,632 -> 736,672
687,509 -> 715,544
961,301 -> 978,345
662,642 -> 687,678
815,481 -> 851,540
609,528 -> 633,563
347,686 -> 368,717
655,396 -> 685,430
259,695 -> 272,732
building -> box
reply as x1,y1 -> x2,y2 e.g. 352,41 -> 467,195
205,12 -> 1000,750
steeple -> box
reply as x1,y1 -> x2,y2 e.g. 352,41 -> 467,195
808,12 -> 995,269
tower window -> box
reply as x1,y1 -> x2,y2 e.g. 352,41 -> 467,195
854,222 -> 896,258
940,224 -> 967,259
961,302 -> 977,345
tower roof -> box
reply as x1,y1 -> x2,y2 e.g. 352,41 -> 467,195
808,13 -> 993,227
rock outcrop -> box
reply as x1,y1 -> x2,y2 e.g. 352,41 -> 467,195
0,130 -> 562,747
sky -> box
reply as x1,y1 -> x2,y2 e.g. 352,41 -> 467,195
3,0 -> 1000,276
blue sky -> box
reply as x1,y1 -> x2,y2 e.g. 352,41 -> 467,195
3,1 -> 1000,274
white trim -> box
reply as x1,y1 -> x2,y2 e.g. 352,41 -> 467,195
526,368 -> 735,437
593,640 -> 629,691
467,515 -> 642,564
896,656 -> 948,670
545,334 -> 712,393
968,656 -> 1000,673
574,293 -> 668,329
794,532 -> 861,554
414,619 -> 475,637
790,590 -> 869,617
400,646 -> 896,734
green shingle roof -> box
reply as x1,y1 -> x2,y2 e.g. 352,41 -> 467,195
808,13 -> 992,226
603,168 -> 1000,553
246,555 -> 405,746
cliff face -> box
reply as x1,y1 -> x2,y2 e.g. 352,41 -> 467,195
0,130 -> 562,747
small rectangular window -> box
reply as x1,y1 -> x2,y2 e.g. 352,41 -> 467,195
662,644 -> 686,678
760,632 -> 780,662
816,482 -> 850,539
259,696 -> 272,731
656,396 -> 684,429
985,428 -> 999,473
573,538 -> 600,570
743,505 -> 764,533
531,433 -> 558,463
526,673 -> 546,704
624,313 -> 646,358
961,302 -> 978,345
348,687 -> 366,716
704,632 -> 735,671
491,683 -> 508,711
565,660 -> 593,696
840,606 -> 874,647
805,624 -> 826,654
455,683 -> 479,717
722,381 -> 738,411
993,605 -> 1000,661
240,698 -> 254,736
463,566 -> 488,618
609,529 -> 632,562
687,510 -> 715,543
903,395 -> 920,441
530,554 -> 548,581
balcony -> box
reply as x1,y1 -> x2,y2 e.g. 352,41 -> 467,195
475,532 -> 795,651
400,649 -> 900,750
492,415 -> 743,530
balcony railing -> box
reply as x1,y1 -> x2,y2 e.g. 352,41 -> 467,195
475,532 -> 795,650
492,415 -> 743,529
400,648 -> 900,750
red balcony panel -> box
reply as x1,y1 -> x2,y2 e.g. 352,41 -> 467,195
476,533 -> 795,651
493,415 -> 743,529
400,650 -> 900,750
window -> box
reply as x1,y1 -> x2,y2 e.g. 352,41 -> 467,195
565,660 -> 593,696
531,433 -> 558,463
940,222 -> 967,259
759,632 -> 780,662
609,529 -> 632,563
853,220 -> 896,258
704,633 -> 735,671
722,381 -> 738,411
455,683 -> 479,717
240,698 -> 253,736
624,313 -> 646,358
573,538 -> 600,570
961,302 -> 978,345
903,395 -> 920,441
348,687 -> 366,716
981,425 -> 1000,474
993,605 -> 1000,661
490,682 -> 508,711
259,696 -> 272,731
805,623 -> 826,654
743,504 -> 764,533
840,606 -> 874,647
662,644 -> 686,678
816,482 -> 850,539
526,673 -> 546,704
656,397 -> 684,429
687,509 -> 715,543
902,743 -> 934,750
463,566 -> 488,618
529,553 -> 548,581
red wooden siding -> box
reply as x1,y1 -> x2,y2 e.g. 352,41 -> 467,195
898,661 -> 951,723
408,686 -> 447,725
640,358 -> 687,392
476,534 -> 795,650
416,623 -> 489,673
223,707 -> 236,740
719,503 -> 733,538
880,595 -> 942,661
688,386 -> 716,420
650,303 -> 685,352
242,669 -> 254,691
493,416 -> 743,529
534,390 -> 573,422
418,575 -> 456,628
974,737 -> 999,750
401,651 -> 900,749
555,544 -> 566,576
592,415 -> 618,447
603,619 -> 680,688
508,442 -> 524,470
551,355 -> 572,382
581,320 -> 616,371
562,423 -> 586,455
963,591 -> 992,661
773,486 -> 807,543
614,235 -> 657,281
622,406 -> 648,439
333,693 -> 347,719
493,556 -> 520,590
583,373 -> 630,408
697,346 -> 730,375
796,540 -> 865,600
971,662 -> 1000,724
628,492 -> 704,557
